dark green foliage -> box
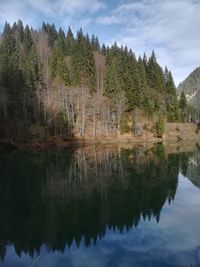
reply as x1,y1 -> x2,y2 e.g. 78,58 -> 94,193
156,114 -> 165,137
57,28 -> 66,52
104,45 -> 142,109
104,46 -> 179,118
22,26 -> 40,91
147,51 -> 165,92
47,26 -> 96,89
0,21 -> 39,132
104,45 -> 121,98
0,147 -> 180,254
91,34 -> 100,51
179,91 -> 187,110
70,28 -> 96,90
49,44 -> 70,85
179,91 -> 188,122
164,68 -> 179,122
42,22 -> 58,47
65,26 -> 74,55
0,20 -> 181,141
101,44 -> 107,55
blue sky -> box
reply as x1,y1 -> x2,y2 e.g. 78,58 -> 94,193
0,0 -> 200,85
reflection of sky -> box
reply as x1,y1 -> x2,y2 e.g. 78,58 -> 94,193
1,174 -> 200,267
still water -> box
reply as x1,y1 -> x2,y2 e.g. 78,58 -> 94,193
0,144 -> 200,267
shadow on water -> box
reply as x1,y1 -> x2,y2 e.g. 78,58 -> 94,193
0,143 -> 191,261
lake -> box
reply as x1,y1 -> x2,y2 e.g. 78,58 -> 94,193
0,143 -> 200,267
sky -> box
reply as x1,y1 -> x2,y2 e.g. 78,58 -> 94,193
0,0 -> 200,86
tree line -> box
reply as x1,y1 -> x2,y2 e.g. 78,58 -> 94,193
0,20 -> 188,141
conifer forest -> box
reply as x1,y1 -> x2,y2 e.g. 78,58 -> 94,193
0,20 -> 188,141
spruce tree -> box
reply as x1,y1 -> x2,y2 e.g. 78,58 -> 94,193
165,71 -> 179,121
66,26 -> 74,55
147,51 -> 165,92
101,44 -> 106,55
179,91 -> 187,122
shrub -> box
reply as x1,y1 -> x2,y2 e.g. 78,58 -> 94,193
156,115 -> 164,137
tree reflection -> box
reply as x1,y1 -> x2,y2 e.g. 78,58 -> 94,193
180,149 -> 200,188
0,144 -> 180,261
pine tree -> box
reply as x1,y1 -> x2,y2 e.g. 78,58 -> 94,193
126,49 -> 141,109
138,56 -> 148,109
49,43 -> 70,85
156,114 -> 165,137
147,51 -> 165,92
71,28 -> 96,90
66,26 -> 74,55
24,26 -> 33,52
17,20 -> 24,42
2,22 -> 12,37
0,20 -> 182,140
165,70 -> 179,121
179,91 -> 187,122
57,27 -> 66,54
0,23 -> 25,119
91,34 -> 100,51
179,91 -> 187,110
43,23 -> 57,48
104,47 -> 121,97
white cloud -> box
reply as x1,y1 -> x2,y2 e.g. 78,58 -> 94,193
0,0 -> 34,26
0,0 -> 199,85
55,0 -> 106,15
96,15 -> 122,25
0,0 -> 106,28
97,0 -> 200,85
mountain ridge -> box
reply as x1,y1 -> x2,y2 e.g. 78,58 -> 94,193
178,66 -> 200,107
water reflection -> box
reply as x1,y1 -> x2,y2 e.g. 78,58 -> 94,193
0,144 -> 183,261
179,150 -> 200,189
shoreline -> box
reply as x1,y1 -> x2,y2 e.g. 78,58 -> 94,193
0,134 -> 199,151
0,122 -> 199,151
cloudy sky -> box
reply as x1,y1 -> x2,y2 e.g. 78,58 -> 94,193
0,0 -> 200,85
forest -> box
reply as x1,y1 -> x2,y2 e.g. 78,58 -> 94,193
0,20 -> 188,141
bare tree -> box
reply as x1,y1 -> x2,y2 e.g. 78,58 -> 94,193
112,91 -> 128,135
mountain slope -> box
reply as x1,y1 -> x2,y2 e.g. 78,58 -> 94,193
178,67 -> 200,107
0,20 -> 180,141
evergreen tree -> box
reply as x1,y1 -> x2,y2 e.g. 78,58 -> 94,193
24,25 -> 33,52
0,20 -> 182,140
57,27 -> 66,53
43,23 -> 57,48
147,51 -> 165,92
104,46 -> 121,97
71,28 -> 96,89
17,20 -> 24,42
138,56 -> 148,108
179,91 -> 188,122
126,50 -> 141,108
165,70 -> 179,121
0,23 -> 25,119
143,53 -> 148,66
179,91 -> 187,110
91,34 -> 100,51
65,26 -> 74,55
156,114 -> 165,137
2,22 -> 12,37
49,43 -> 70,85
